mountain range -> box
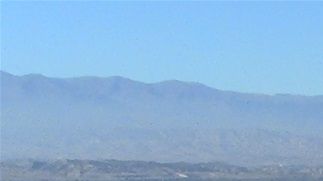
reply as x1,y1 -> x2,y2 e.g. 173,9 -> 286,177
1,71 -> 323,165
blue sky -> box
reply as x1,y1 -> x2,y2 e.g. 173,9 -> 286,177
1,1 -> 323,95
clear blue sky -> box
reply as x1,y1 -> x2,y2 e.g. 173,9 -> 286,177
2,1 -> 323,95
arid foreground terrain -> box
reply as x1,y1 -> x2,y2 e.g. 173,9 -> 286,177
1,159 -> 323,181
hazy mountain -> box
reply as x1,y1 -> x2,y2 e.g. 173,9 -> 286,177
1,71 -> 323,165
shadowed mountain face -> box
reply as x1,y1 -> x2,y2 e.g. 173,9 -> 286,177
1,71 -> 323,165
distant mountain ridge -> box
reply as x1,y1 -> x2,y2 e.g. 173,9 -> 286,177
1,71 -> 323,165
